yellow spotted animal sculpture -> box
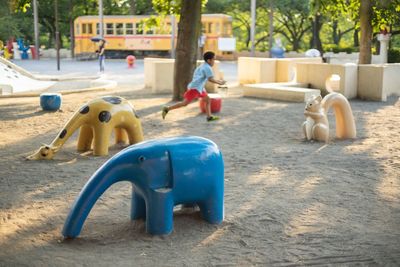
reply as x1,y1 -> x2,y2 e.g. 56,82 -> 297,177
27,96 -> 144,160
302,92 -> 356,143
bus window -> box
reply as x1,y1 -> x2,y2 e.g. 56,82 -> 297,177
106,23 -> 114,35
116,23 -> 123,35
88,23 -> 93,34
76,24 -> 80,35
82,23 -> 87,34
126,23 -> 133,35
136,22 -> 143,34
208,23 -> 212,34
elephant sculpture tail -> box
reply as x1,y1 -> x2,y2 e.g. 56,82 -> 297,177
62,163 -> 127,238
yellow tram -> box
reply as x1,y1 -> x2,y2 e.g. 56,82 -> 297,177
74,14 -> 234,59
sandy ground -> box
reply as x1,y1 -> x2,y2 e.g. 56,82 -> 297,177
0,85 -> 399,266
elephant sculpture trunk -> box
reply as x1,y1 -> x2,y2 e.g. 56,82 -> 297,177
62,136 -> 224,237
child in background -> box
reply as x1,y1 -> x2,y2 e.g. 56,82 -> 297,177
162,51 -> 226,122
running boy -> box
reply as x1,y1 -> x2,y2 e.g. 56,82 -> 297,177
161,51 -> 226,122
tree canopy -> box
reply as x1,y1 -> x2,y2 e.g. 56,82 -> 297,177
0,0 -> 399,59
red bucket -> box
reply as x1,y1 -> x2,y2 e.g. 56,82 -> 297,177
199,93 -> 222,113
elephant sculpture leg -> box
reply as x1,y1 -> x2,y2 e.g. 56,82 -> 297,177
198,192 -> 224,224
93,127 -> 112,156
130,188 -> 146,220
114,128 -> 129,145
77,125 -> 93,152
146,189 -> 174,235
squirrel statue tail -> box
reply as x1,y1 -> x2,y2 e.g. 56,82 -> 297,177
321,92 -> 356,139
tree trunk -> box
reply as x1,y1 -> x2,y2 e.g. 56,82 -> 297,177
311,14 -> 323,53
359,0 -> 373,64
130,0 -> 136,15
173,0 -> 202,101
332,20 -> 339,45
353,28 -> 359,47
293,39 -> 300,51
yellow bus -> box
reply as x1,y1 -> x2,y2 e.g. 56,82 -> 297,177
74,14 -> 234,59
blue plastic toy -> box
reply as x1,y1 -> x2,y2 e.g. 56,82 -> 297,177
270,46 -> 285,58
40,93 -> 62,111
17,38 -> 30,60
62,136 -> 224,237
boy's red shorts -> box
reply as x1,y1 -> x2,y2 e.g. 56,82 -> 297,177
184,89 -> 208,102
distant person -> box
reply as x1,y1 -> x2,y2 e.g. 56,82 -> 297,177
96,39 -> 106,72
161,51 -> 226,122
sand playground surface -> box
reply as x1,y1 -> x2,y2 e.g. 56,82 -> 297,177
0,85 -> 399,266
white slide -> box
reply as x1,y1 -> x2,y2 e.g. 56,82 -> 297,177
0,57 -> 55,95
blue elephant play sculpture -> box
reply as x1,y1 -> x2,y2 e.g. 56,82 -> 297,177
62,136 -> 224,237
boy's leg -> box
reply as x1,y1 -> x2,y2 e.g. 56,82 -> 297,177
162,89 -> 200,119
203,95 -> 219,122
162,99 -> 191,119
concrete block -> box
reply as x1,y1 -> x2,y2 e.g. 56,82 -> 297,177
144,57 -> 223,94
242,83 -> 320,102
358,63 -> 400,101
275,57 -> 323,82
296,63 -> 358,99
238,57 -> 276,84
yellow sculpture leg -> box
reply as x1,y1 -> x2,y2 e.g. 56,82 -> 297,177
27,96 -> 144,160
93,126 -> 113,156
115,128 -> 129,145
77,125 -> 93,152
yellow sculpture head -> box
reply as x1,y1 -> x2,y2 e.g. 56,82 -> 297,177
26,144 -> 60,160
305,95 -> 322,112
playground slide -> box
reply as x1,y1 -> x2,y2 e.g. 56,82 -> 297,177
0,57 -> 55,95
0,57 -> 105,96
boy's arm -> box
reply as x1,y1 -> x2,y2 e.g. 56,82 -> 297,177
208,77 -> 226,85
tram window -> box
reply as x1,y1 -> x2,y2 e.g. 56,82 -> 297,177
146,27 -> 154,35
215,23 -> 220,34
76,24 -> 80,35
82,23 -> 87,34
202,23 -> 206,34
226,23 -> 232,35
208,23 -> 212,34
126,23 -> 133,35
88,23 -> 93,34
106,23 -> 114,35
116,23 -> 123,35
95,23 -> 106,35
136,22 -> 143,34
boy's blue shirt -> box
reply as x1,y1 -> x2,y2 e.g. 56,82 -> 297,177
187,63 -> 214,93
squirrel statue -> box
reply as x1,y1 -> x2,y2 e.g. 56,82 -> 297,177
302,92 -> 356,143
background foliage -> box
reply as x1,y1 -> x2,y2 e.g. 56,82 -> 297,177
0,0 -> 399,57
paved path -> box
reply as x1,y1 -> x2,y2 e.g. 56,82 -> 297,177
12,58 -> 238,88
